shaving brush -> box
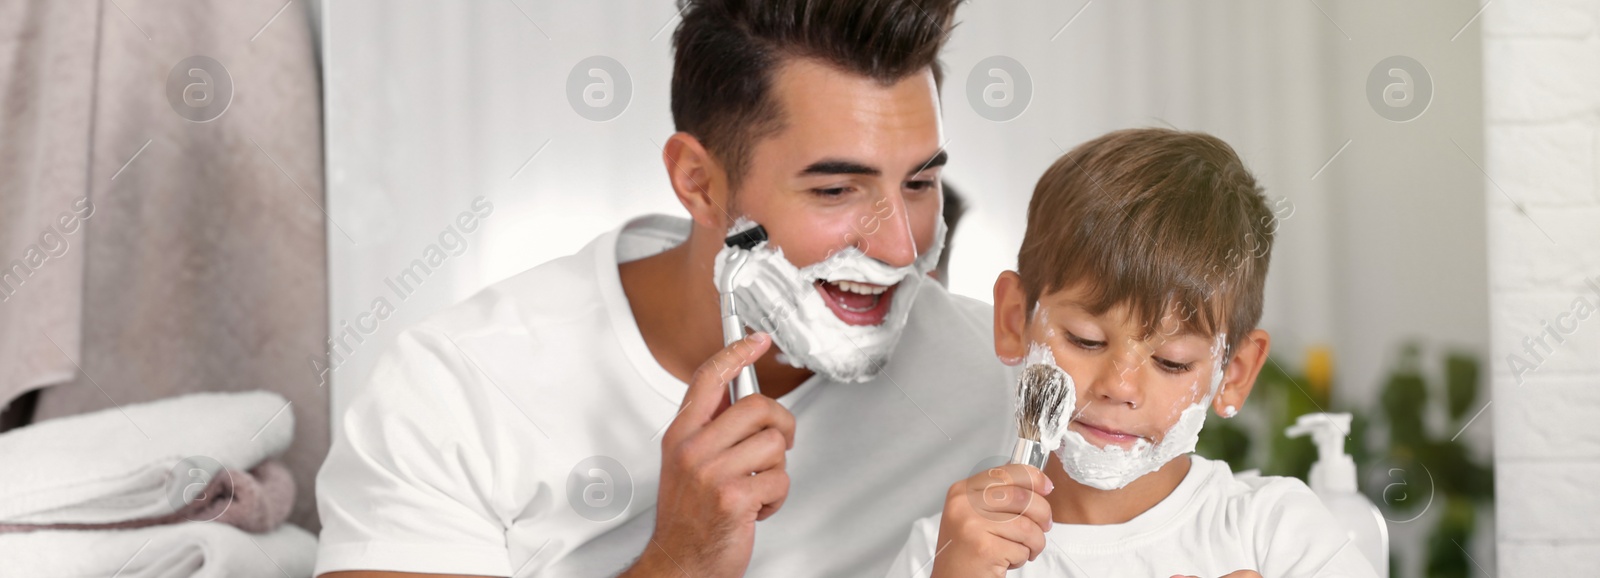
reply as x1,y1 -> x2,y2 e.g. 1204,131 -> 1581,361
1010,363 -> 1074,470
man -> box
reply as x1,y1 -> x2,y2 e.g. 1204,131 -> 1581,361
314,1 -> 1011,576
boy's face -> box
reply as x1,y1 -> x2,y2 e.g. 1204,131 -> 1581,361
992,273 -> 1272,453
1028,284 -> 1227,449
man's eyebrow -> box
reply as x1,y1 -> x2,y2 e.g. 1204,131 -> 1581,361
795,150 -> 950,179
799,159 -> 879,177
908,150 -> 948,177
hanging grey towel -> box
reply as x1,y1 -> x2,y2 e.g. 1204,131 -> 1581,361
14,0 -> 331,533
0,0 -> 97,414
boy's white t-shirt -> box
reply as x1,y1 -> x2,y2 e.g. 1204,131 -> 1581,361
885,455 -> 1381,578
314,215 -> 1015,577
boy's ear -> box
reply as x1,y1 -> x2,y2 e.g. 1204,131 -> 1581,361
993,270 -> 1029,365
1213,328 -> 1271,417
662,131 -> 732,230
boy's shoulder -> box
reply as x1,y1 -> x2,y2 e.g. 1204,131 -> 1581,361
1206,457 -> 1319,502
1195,455 -> 1329,525
1193,456 -> 1379,576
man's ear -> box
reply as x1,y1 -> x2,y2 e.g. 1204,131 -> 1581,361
1213,328 -> 1271,417
993,271 -> 1029,365
662,132 -> 731,230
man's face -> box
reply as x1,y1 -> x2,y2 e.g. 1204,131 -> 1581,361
729,58 -> 946,328
1027,284 -> 1226,451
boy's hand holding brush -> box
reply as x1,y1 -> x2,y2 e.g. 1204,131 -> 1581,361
930,363 -> 1074,578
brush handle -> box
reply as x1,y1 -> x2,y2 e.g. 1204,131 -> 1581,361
1010,438 -> 1048,471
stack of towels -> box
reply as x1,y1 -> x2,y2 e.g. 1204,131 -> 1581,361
0,391 -> 316,577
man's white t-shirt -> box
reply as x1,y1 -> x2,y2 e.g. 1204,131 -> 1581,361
314,215 -> 1015,577
885,455 -> 1381,578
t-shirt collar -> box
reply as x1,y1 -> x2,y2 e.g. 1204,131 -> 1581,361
597,214 -> 828,409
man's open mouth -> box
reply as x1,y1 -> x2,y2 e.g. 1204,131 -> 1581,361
815,280 -> 898,326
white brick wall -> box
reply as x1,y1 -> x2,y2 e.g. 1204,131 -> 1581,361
1486,1 -> 1600,574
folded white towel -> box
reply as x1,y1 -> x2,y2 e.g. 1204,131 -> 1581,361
0,522 -> 317,578
0,391 -> 294,524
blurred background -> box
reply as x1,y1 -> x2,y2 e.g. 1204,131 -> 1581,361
321,2 -> 1494,573
3,0 -> 1595,576
326,2 -> 1494,571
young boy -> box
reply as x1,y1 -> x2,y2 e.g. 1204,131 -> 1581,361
886,129 -> 1379,577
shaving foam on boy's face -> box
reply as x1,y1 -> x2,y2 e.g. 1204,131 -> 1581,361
1026,301 -> 1230,490
714,216 -> 946,383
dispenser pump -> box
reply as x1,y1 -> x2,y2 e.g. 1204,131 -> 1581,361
1285,412 -> 1357,494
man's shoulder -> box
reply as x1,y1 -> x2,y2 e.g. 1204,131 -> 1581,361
353,242 -> 613,409
343,246 -> 621,441
889,282 -> 1012,435
944,289 -> 995,327
899,282 -> 1006,378
415,241 -> 608,339
904,281 -> 994,346
922,280 -> 992,319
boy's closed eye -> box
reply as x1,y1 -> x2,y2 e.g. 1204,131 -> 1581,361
1066,331 -> 1198,374
1065,331 -> 1105,351
1152,356 -> 1195,374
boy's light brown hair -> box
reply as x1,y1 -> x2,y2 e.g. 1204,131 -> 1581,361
1017,128 -> 1275,357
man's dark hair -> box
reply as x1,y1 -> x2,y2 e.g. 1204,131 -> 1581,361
671,0 -> 963,191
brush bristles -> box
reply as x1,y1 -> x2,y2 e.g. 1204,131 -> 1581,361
1015,364 -> 1071,443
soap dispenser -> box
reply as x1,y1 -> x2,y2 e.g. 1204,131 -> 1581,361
1286,412 -> 1389,577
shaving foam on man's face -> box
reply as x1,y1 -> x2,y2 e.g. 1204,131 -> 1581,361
714,216 -> 945,383
1024,297 -> 1229,490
